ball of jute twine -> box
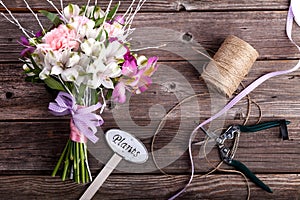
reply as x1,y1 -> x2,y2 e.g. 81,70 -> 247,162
201,35 -> 259,97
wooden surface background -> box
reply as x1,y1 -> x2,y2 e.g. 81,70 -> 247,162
1,0 -> 300,199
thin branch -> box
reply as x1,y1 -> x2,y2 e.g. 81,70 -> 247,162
23,0 -> 45,32
60,0 -> 64,12
46,0 -> 67,22
0,1 -> 34,40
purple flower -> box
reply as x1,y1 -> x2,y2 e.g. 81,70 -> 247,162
19,36 -> 35,57
35,30 -> 43,37
112,82 -> 127,103
112,56 -> 159,103
114,15 -> 125,25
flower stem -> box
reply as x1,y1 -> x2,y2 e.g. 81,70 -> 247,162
76,142 -> 80,183
52,139 -> 92,183
62,141 -> 71,181
80,143 -> 86,184
51,139 -> 70,177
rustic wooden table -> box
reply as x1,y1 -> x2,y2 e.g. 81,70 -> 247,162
1,0 -> 300,199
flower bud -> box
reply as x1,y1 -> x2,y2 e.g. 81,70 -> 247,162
63,4 -> 80,20
137,55 -> 147,67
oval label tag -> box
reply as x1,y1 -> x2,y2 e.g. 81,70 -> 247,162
292,0 -> 300,26
105,129 -> 148,164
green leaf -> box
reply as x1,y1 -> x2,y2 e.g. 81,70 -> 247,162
106,89 -> 113,100
107,2 -> 120,20
44,77 -> 66,91
94,17 -> 105,28
39,10 -> 62,26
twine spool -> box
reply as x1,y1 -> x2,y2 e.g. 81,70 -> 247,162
201,35 -> 259,97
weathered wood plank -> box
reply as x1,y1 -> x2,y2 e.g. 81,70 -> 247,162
0,11 -> 298,62
0,119 -> 299,173
1,60 -> 300,120
0,0 -> 290,12
0,174 -> 299,199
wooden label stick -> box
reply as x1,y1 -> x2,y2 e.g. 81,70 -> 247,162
80,153 -> 122,200
80,129 -> 149,200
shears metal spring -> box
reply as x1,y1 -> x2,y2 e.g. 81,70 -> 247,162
200,120 -> 290,193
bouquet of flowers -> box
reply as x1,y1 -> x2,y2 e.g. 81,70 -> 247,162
0,0 -> 158,183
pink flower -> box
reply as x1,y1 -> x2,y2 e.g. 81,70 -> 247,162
112,56 -> 159,103
37,24 -> 80,51
112,82 -> 126,103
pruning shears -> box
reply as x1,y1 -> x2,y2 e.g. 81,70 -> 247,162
201,120 -> 290,193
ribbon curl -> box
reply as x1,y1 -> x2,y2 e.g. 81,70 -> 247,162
48,92 -> 103,143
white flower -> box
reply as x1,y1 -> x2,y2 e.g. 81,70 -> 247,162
81,38 -> 103,57
86,59 -> 121,89
86,6 -> 105,19
39,50 -> 57,79
103,22 -> 125,39
137,55 -> 148,67
73,54 -> 92,85
50,50 -> 80,75
22,61 -> 35,76
63,4 -> 80,20
38,49 -> 81,82
82,41 -> 126,89
99,40 -> 127,64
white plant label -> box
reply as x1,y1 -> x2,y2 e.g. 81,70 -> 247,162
105,129 -> 148,163
80,129 -> 148,200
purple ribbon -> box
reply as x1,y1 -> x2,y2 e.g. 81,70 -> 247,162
48,92 -> 104,143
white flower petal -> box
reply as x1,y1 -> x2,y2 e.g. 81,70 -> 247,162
39,68 -> 50,80
51,65 -> 63,75
61,68 -> 78,82
68,53 -> 80,67
63,4 -> 80,20
101,78 -> 114,89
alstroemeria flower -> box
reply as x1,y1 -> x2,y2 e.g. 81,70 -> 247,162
114,16 -> 125,25
81,38 -> 103,57
87,59 -> 121,89
38,49 -> 81,81
112,56 -> 158,103
112,82 -> 126,103
103,22 -> 125,39
99,40 -> 127,64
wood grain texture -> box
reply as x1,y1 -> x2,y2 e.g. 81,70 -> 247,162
0,120 -> 299,174
0,174 -> 299,199
0,0 -> 300,199
1,61 -> 300,120
0,0 -> 290,12
0,11 -> 299,62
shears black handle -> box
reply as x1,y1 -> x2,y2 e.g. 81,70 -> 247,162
238,120 -> 290,133
228,159 -> 273,193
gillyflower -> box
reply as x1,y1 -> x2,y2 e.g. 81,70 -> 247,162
36,24 -> 80,52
